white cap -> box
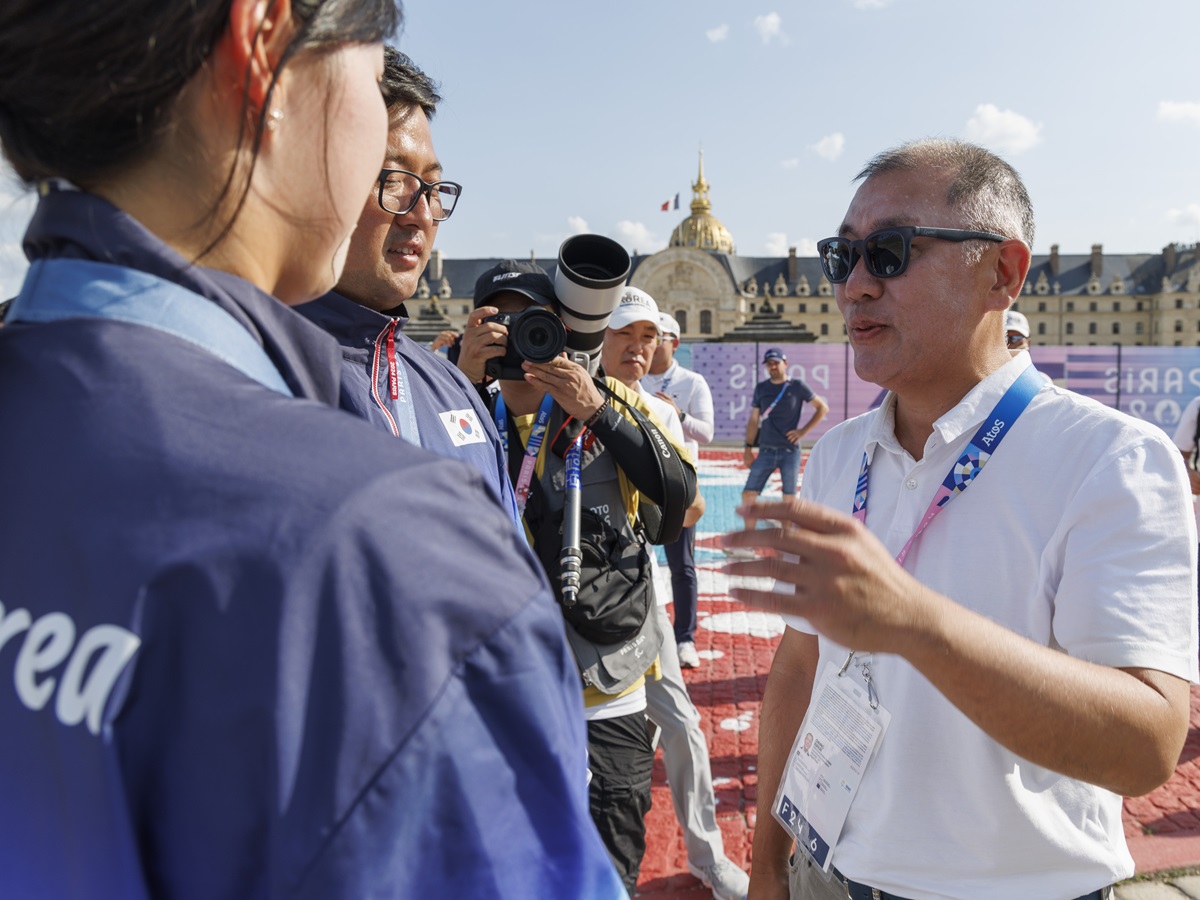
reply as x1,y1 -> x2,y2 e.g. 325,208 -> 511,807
1005,310 -> 1030,338
607,286 -> 660,331
657,312 -> 681,338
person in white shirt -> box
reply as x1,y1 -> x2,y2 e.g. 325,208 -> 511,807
642,312 -> 715,669
602,289 -> 750,900
723,138 -> 1198,900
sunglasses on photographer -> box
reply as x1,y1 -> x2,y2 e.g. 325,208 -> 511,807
816,225 -> 1009,283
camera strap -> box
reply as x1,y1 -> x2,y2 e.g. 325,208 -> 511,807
595,378 -> 690,545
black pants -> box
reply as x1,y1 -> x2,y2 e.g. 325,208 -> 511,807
587,712 -> 654,896
665,524 -> 698,644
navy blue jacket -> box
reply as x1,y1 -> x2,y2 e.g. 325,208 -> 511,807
297,291 -> 518,523
0,189 -> 623,900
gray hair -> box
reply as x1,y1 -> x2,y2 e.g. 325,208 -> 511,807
856,138 -> 1035,258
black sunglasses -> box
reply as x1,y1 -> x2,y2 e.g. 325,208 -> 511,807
1006,332 -> 1028,346
816,225 -> 1009,284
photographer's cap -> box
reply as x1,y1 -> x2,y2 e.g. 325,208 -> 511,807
473,259 -> 557,309
607,286 -> 659,331
763,348 -> 786,363
658,312 -> 681,339
1005,309 -> 1030,338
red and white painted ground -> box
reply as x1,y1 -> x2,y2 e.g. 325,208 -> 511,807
635,449 -> 1200,896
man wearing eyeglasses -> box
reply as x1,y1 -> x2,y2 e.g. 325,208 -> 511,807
298,48 -> 516,522
727,139 -> 1197,900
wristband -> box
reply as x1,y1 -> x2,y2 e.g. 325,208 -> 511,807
584,399 -> 609,428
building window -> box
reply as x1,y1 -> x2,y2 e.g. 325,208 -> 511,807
820,303 -> 829,314
1177,298 -> 1185,309
820,323 -> 829,335
1065,322 -> 1074,335
1176,320 -> 1184,333
1112,301 -> 1121,312
675,310 -> 688,334
1088,322 -> 1097,334
1037,301 -> 1047,312
1037,322 -> 1046,335
1065,301 -> 1074,312
700,310 -> 712,334
798,302 -> 807,313
461,304 -> 469,315
1136,321 -> 1144,335
1136,300 -> 1144,311
1089,301 -> 1097,312
1112,322 -> 1120,334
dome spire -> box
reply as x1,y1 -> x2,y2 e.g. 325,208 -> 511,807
669,148 -> 735,254
691,147 -> 712,216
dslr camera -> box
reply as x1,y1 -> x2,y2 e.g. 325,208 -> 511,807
482,234 -> 632,381
483,307 -> 568,380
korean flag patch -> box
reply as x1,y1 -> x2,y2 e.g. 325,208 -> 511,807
440,408 -> 487,447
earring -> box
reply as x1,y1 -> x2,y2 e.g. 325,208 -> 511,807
266,108 -> 283,132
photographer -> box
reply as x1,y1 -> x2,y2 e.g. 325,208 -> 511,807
465,256 -> 699,896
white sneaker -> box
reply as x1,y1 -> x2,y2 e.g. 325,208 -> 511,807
677,641 -> 700,669
688,857 -> 750,900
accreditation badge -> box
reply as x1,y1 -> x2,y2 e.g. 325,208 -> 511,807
772,658 -> 890,872
439,408 -> 487,447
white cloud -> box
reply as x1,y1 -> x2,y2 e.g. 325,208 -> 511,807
753,13 -> 788,45
964,103 -> 1042,155
612,220 -> 665,254
794,238 -> 819,256
811,132 -> 845,161
781,158 -> 800,169
851,0 -> 894,8
566,215 -> 590,235
1167,203 -> 1200,228
706,23 -> 730,42
1158,101 -> 1200,127
764,232 -> 789,256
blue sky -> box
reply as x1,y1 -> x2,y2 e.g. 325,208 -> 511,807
2,0 -> 1199,297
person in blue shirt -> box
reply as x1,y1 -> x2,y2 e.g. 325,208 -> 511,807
0,2 -> 624,898
739,348 -> 829,534
297,49 -> 518,523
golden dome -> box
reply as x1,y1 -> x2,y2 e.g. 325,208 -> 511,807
669,149 -> 736,254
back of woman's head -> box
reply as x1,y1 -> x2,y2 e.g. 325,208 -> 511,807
0,0 -> 401,186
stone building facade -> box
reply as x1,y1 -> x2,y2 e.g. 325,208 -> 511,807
408,155 -> 1200,348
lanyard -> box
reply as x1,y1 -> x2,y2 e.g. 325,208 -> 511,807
840,365 -> 1043,698
761,379 -> 791,420
494,393 -> 509,454
375,320 -> 420,444
510,394 -> 556,516
852,365 -> 1042,562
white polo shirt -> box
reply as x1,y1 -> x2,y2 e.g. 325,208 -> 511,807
786,352 -> 1199,899
637,382 -> 686,610
642,360 -> 714,461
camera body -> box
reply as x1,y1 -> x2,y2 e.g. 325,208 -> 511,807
483,307 -> 569,380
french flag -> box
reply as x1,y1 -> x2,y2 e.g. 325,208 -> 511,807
661,193 -> 680,211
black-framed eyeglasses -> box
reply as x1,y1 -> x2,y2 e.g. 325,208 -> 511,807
816,225 -> 1009,284
377,168 -> 462,221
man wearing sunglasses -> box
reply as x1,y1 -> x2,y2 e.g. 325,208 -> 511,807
298,49 -> 516,522
728,139 -> 1197,900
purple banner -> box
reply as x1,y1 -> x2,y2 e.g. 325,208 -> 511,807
677,343 -> 1200,441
